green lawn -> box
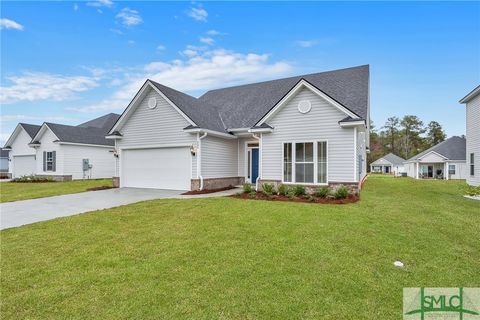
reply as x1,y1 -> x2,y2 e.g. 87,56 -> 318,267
0,179 -> 112,203
1,176 -> 479,319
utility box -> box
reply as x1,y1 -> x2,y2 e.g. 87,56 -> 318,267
82,159 -> 92,171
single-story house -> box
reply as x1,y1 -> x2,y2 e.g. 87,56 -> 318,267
4,123 -> 41,178
4,113 -> 120,180
404,136 -> 467,180
107,65 -> 370,191
370,153 -> 405,175
0,148 -> 10,176
460,85 -> 480,186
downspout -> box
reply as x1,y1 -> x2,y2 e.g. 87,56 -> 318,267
252,133 -> 261,191
197,132 -> 208,190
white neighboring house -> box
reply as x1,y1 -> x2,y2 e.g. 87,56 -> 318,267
27,113 -> 120,180
4,123 -> 41,178
370,153 -> 405,176
404,136 -> 467,180
106,65 -> 370,191
0,148 -> 10,176
460,85 -> 480,186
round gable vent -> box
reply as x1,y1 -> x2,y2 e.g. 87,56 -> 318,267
298,100 -> 312,114
148,97 -> 157,109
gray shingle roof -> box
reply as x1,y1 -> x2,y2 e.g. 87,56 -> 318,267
198,65 -> 369,129
372,153 -> 405,166
407,136 -> 466,162
20,123 -> 41,138
150,81 -> 227,133
40,114 -> 120,147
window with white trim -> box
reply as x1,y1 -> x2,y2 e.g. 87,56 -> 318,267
283,141 -> 327,184
46,151 -> 54,171
448,164 -> 456,175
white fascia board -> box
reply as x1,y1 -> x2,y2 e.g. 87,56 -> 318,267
3,124 -> 23,148
228,128 -> 251,133
257,79 -> 360,126
459,85 -> 480,103
30,123 -> 60,143
105,135 -> 123,140
339,120 -> 366,128
109,81 -> 197,134
248,128 -> 274,133
184,128 -> 237,139
57,142 -> 114,148
418,150 -> 449,161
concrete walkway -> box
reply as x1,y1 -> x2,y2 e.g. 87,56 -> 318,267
0,187 -> 239,230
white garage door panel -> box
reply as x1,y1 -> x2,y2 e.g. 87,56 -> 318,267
122,148 -> 191,190
13,155 -> 36,178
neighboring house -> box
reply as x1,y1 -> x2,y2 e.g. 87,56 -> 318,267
0,148 -> 10,174
404,136 -> 467,180
28,113 -> 120,180
107,65 -> 370,191
4,123 -> 41,178
460,85 -> 480,186
370,153 -> 405,175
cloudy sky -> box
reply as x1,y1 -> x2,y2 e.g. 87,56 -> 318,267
1,1 -> 479,144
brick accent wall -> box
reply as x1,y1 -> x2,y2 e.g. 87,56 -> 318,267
191,177 -> 245,191
112,176 -> 120,188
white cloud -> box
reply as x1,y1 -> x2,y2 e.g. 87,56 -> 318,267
156,45 -> 166,51
206,29 -> 221,36
0,18 -> 24,31
0,72 -> 98,104
295,40 -> 318,48
186,7 -> 208,22
110,28 -> 123,35
199,37 -> 215,45
86,0 -> 113,8
74,4 -> 79,11
116,7 -> 142,26
69,48 -> 292,113
181,49 -> 198,58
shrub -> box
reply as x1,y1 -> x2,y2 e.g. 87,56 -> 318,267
278,184 -> 289,196
464,185 -> 480,196
243,183 -> 253,193
12,175 -> 55,183
262,183 -> 276,196
249,191 -> 257,198
315,186 -> 330,198
333,185 -> 350,199
292,185 -> 306,197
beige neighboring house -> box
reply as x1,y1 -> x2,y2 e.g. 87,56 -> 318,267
370,153 -> 405,176
460,85 -> 480,186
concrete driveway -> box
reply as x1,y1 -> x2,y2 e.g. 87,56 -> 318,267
0,187 -> 239,230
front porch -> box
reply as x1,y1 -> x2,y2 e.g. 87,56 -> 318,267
370,164 -> 392,174
416,162 -> 446,179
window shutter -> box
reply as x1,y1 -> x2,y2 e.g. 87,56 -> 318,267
52,151 -> 56,172
43,151 -> 46,171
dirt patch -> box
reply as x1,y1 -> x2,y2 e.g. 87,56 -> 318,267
86,186 -> 115,191
181,186 -> 235,195
229,192 -> 359,204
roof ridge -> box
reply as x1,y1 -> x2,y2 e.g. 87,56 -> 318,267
201,65 -> 369,95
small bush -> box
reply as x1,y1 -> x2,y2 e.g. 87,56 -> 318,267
249,191 -> 257,198
243,183 -> 253,193
12,175 -> 55,183
315,186 -> 330,198
464,185 -> 480,196
278,184 -> 289,196
292,185 -> 306,197
262,183 -> 276,196
333,185 -> 350,199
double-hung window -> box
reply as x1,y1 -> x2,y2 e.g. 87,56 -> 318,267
46,152 -> 54,171
43,151 -> 56,172
283,141 -> 327,184
448,164 -> 456,175
470,153 -> 475,176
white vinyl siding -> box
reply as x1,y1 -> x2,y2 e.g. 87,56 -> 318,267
117,87 -> 197,178
466,94 -> 480,186
201,135 -> 238,178
8,128 -> 36,176
419,152 -> 445,163
36,128 -> 63,176
356,128 -> 367,181
62,144 -> 115,179
262,87 -> 356,183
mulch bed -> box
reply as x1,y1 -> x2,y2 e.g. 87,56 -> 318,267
181,186 -> 236,195
86,186 -> 115,191
229,192 -> 359,204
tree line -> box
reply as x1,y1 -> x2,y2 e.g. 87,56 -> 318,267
368,115 -> 447,167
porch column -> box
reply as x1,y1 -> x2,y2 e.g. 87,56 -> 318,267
416,162 -> 419,179
445,162 -> 448,180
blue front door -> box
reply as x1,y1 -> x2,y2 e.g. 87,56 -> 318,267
251,148 -> 259,183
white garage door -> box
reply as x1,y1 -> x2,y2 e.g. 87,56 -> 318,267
122,147 -> 191,190
13,155 -> 36,178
